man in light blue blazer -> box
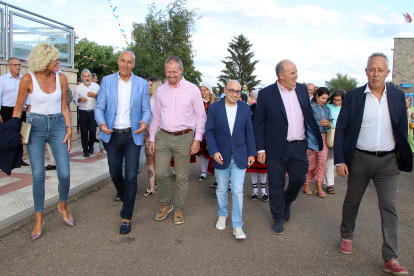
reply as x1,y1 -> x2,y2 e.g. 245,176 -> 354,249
205,80 -> 256,240
95,51 -> 151,234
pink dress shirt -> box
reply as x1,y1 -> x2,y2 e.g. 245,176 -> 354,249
277,81 -> 306,141
149,77 -> 206,142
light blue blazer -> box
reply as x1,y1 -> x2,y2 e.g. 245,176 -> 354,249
94,72 -> 152,146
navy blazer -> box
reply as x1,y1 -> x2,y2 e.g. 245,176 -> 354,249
334,84 -> 413,172
253,82 -> 323,160
0,117 -> 23,175
204,99 -> 257,170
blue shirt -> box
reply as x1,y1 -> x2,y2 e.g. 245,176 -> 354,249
311,101 -> 332,134
326,103 -> 341,128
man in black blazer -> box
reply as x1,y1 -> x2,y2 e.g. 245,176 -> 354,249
254,60 -> 322,234
335,53 -> 412,275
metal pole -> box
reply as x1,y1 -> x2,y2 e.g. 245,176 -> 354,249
4,3 -> 7,60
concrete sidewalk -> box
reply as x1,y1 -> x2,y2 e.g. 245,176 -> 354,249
0,138 -> 111,236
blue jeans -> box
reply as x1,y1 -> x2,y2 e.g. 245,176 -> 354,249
26,113 -> 70,213
103,132 -> 141,220
215,157 -> 246,229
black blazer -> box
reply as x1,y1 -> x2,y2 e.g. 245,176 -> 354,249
334,84 -> 413,172
253,82 -> 323,160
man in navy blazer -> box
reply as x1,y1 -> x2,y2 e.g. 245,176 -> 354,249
205,80 -> 256,240
334,53 -> 412,274
254,60 -> 322,234
95,51 -> 152,234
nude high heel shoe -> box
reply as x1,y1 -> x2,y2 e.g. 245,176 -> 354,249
58,204 -> 74,226
31,220 -> 44,241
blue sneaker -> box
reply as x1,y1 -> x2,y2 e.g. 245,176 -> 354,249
120,221 -> 131,234
273,218 -> 284,234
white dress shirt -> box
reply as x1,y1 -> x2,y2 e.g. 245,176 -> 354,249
0,72 -> 30,109
113,73 -> 132,129
356,84 -> 395,151
225,103 -> 237,135
73,82 -> 100,110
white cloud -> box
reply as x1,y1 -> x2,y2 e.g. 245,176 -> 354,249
363,14 -> 386,24
191,0 -> 340,28
377,4 -> 389,10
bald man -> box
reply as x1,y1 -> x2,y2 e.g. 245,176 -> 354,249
205,80 -> 256,239
254,60 -> 322,234
307,83 -> 315,99
95,51 -> 152,234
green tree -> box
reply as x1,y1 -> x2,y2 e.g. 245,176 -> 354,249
218,34 -> 260,90
325,72 -> 358,92
74,38 -> 119,83
130,0 -> 202,85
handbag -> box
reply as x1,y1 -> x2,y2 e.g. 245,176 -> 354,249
21,122 -> 32,145
410,122 -> 414,129
327,126 -> 335,148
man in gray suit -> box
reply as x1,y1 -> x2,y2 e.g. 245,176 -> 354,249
335,53 -> 412,275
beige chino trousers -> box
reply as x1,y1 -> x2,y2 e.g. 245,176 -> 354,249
155,130 -> 193,212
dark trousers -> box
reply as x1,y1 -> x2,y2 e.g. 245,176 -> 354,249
266,140 -> 309,220
103,132 -> 141,220
79,110 -> 96,153
1,106 -> 26,123
340,150 -> 399,261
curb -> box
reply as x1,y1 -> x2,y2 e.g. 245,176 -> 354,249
0,173 -> 111,238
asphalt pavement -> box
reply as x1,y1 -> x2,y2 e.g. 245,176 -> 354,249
0,162 -> 413,276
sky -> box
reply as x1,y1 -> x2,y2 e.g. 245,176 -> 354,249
7,0 -> 414,88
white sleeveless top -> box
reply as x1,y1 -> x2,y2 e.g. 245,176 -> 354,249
29,72 -> 62,115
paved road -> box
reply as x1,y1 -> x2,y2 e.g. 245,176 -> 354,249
1,163 -> 413,276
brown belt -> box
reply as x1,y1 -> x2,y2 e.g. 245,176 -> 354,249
161,128 -> 192,136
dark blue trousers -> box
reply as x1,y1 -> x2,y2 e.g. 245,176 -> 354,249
103,132 -> 141,220
266,140 -> 309,220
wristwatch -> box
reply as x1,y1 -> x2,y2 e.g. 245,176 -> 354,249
66,125 -> 72,129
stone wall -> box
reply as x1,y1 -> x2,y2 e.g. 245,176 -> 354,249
392,38 -> 414,95
0,61 -> 79,158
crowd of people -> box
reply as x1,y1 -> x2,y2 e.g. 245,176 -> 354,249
0,41 -> 413,275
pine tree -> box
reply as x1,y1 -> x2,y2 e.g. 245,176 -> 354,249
218,34 -> 260,91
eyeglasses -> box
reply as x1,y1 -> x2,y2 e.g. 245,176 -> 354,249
225,88 -> 241,95
9,64 -> 21,67
333,99 -> 342,102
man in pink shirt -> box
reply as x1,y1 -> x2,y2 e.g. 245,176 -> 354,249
253,60 -> 322,234
149,56 -> 206,225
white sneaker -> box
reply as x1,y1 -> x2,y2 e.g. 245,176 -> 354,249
233,228 -> 246,239
216,216 -> 226,230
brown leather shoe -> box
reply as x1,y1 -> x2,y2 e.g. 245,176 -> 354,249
155,204 -> 173,221
174,211 -> 184,225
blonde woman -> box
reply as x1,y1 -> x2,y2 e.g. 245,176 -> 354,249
12,42 -> 73,240
143,77 -> 162,197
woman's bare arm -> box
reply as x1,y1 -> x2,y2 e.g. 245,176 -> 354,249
12,74 -> 32,119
